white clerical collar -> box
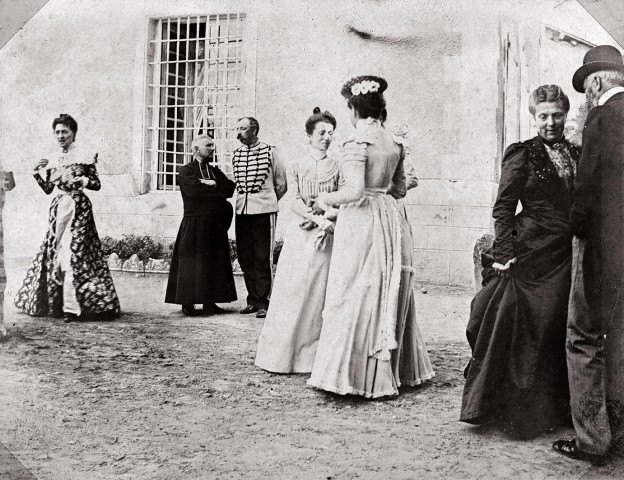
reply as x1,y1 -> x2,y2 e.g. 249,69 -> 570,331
598,86 -> 624,106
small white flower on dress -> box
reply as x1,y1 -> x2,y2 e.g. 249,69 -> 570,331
350,80 -> 380,96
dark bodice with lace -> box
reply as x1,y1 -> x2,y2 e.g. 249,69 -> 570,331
492,136 -> 581,268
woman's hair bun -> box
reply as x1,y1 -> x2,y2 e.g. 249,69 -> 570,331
305,107 -> 337,134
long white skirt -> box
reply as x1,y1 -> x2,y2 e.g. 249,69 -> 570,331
255,219 -> 333,373
308,191 -> 434,398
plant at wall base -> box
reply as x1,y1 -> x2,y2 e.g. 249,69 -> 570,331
273,239 -> 284,265
114,234 -> 163,261
163,242 -> 175,261
226,238 -> 283,265
229,239 -> 238,263
101,236 -> 119,257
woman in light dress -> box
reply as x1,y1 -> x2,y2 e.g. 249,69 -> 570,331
255,108 -> 341,373
308,76 -> 434,398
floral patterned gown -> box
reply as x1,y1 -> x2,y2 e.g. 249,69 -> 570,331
14,144 -> 120,318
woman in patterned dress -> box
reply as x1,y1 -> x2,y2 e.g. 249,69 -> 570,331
461,85 -> 579,439
307,76 -> 434,398
254,108 -> 340,373
14,114 -> 120,322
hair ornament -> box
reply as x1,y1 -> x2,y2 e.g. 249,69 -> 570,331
350,80 -> 380,96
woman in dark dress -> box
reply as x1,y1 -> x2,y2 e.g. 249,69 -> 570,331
165,135 -> 237,315
460,85 -> 580,439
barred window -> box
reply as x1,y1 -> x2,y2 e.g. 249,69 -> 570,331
145,14 -> 247,191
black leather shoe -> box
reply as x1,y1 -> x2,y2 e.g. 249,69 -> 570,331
240,305 -> 258,314
64,313 -> 81,323
256,308 -> 267,319
203,303 -> 226,314
552,439 -> 607,465
182,305 -> 198,316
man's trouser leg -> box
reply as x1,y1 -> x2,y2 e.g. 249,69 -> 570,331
236,214 -> 258,308
252,213 -> 275,310
567,237 -> 612,455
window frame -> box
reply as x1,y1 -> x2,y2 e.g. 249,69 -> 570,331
139,12 -> 257,194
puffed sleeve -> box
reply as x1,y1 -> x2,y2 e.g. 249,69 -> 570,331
570,107 -> 603,238
492,143 -> 529,264
84,164 -> 101,191
319,141 -> 366,205
287,159 -> 308,216
34,170 -> 55,195
271,147 -> 288,200
387,145 -> 408,199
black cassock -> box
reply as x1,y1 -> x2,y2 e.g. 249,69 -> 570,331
165,160 -> 237,305
461,136 -> 580,439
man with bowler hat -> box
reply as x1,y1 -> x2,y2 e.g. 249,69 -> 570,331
553,45 -> 624,464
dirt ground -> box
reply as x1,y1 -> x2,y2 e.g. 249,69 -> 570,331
1,263 -> 624,480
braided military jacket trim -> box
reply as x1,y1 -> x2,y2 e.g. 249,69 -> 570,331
232,143 -> 273,194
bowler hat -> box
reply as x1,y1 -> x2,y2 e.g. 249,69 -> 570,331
573,45 -> 624,93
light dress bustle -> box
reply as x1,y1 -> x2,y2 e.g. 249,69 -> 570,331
308,118 -> 434,398
254,149 -> 341,373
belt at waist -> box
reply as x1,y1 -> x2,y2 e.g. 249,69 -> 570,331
364,187 -> 387,195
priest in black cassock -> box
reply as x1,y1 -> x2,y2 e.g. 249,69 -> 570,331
165,135 -> 237,316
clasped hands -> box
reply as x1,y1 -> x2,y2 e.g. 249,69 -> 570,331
492,257 -> 517,277
300,217 -> 334,233
300,197 -> 335,233
310,197 -> 325,215
310,197 -> 336,218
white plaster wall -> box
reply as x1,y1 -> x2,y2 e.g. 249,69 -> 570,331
0,0 -> 619,286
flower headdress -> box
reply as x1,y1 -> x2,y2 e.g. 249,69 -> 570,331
341,75 -> 388,99
351,80 -> 380,96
